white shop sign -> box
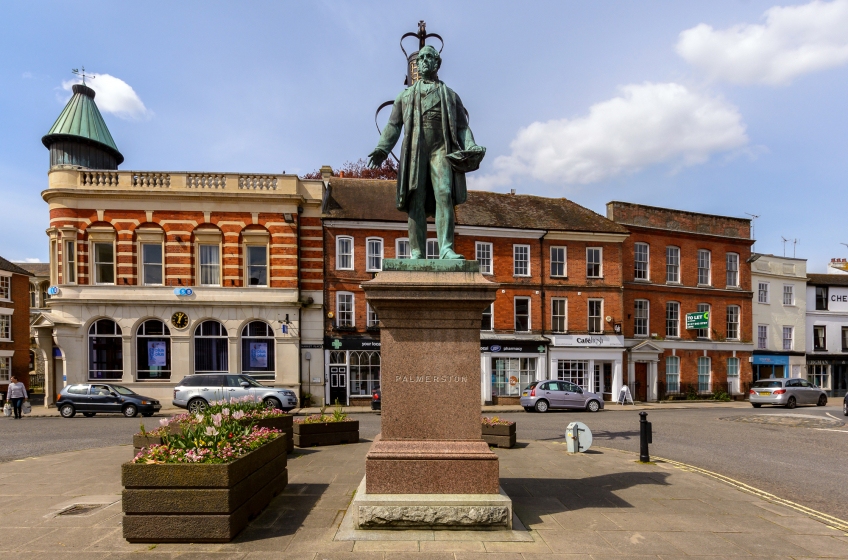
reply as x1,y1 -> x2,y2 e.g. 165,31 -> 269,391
829,287 -> 848,312
548,335 -> 624,348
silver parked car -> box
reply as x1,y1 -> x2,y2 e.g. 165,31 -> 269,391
173,374 -> 298,413
520,380 -> 604,413
749,377 -> 827,409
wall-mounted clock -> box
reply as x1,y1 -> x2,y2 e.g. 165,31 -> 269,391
171,311 -> 189,329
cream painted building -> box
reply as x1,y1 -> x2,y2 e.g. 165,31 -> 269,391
32,82 -> 325,406
749,253 -> 807,380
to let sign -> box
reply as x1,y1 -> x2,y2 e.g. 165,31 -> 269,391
685,311 -> 709,329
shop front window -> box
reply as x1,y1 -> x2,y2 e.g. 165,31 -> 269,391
195,320 -> 228,374
89,319 -> 123,380
809,364 -> 830,390
493,357 -> 536,397
557,360 -> 588,389
241,321 -> 275,380
350,351 -> 380,396
136,319 -> 171,380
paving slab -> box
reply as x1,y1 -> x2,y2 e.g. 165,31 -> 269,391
0,439 -> 846,558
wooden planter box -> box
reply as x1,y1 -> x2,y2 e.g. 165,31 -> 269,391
133,415 -> 294,456
122,434 -> 288,543
482,423 -> 516,448
293,420 -> 359,447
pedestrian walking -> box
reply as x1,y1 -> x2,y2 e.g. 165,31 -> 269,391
6,376 -> 28,420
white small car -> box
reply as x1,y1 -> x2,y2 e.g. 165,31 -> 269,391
173,374 -> 298,413
749,377 -> 827,409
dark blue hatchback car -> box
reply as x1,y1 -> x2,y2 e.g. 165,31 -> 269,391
57,383 -> 161,418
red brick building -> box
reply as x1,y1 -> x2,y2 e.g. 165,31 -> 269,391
0,256 -> 33,397
321,175 -> 630,405
607,202 -> 754,401
31,81 -> 325,406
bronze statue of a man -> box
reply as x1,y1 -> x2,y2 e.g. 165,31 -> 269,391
368,45 -> 485,260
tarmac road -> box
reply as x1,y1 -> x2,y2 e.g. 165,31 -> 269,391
3,403 -> 846,522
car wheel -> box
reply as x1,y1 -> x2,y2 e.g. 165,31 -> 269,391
534,399 -> 549,413
188,398 -> 208,415
123,404 -> 138,418
142,412 -> 154,417
786,396 -> 796,409
751,403 -> 762,408
586,400 -> 600,413
82,412 -> 96,417
59,404 -> 76,418
843,400 -> 848,416
264,397 -> 282,410
817,395 -> 827,407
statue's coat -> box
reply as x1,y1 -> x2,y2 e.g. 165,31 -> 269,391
375,80 -> 471,217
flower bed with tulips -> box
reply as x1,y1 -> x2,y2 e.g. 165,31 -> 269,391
123,402 -> 289,543
481,417 -> 516,448
293,405 -> 359,447
133,397 -> 292,456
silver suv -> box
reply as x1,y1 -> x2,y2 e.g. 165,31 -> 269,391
173,374 -> 298,413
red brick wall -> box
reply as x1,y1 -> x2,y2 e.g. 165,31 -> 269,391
323,225 -> 626,336
620,227 -> 753,342
0,273 -> 32,391
49,209 -> 304,289
608,201 -> 750,239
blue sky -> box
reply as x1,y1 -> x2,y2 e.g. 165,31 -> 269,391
2,1 -> 847,270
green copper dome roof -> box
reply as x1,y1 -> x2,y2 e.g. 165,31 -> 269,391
42,84 -> 124,165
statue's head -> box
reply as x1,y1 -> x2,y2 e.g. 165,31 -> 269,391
417,45 -> 441,80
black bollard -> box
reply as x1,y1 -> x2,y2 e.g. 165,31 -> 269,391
639,411 -> 652,462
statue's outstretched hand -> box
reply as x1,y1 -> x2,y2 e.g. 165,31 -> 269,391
368,149 -> 387,169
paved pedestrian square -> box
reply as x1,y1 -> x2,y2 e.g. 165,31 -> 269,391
1,438 -> 846,558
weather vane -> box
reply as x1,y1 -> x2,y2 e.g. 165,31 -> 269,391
71,66 -> 95,86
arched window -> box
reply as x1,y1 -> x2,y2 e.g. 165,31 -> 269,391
241,321 -> 275,380
195,320 -> 228,374
29,284 -> 36,308
136,319 -> 171,380
89,319 -> 123,380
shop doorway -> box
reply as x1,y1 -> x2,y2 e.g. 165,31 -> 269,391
328,365 -> 347,406
833,365 -> 848,398
634,362 -> 648,402
593,362 -> 613,401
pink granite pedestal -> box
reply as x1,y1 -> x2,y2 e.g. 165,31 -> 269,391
354,260 -> 511,529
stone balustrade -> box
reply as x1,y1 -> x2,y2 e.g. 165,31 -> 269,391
49,168 -> 304,194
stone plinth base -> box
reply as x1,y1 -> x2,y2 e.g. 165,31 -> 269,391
365,437 -> 499,495
351,477 -> 513,530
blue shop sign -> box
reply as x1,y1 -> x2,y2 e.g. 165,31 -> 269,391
752,354 -> 790,366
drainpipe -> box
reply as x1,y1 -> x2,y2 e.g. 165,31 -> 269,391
296,206 -> 303,394
539,230 -> 548,377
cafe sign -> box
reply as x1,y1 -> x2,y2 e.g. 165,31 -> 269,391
685,311 -> 709,330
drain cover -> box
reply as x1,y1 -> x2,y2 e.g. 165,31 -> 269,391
57,504 -> 104,516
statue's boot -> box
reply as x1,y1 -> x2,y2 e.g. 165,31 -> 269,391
441,250 -> 465,260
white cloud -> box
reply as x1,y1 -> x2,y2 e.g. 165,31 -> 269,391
24,258 -> 42,263
677,0 -> 848,85
62,74 -> 151,120
470,82 -> 748,190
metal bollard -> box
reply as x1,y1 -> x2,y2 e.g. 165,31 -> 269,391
639,411 -> 652,462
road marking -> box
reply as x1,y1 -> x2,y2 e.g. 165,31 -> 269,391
596,446 -> 848,534
826,412 -> 843,421
813,428 -> 848,433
